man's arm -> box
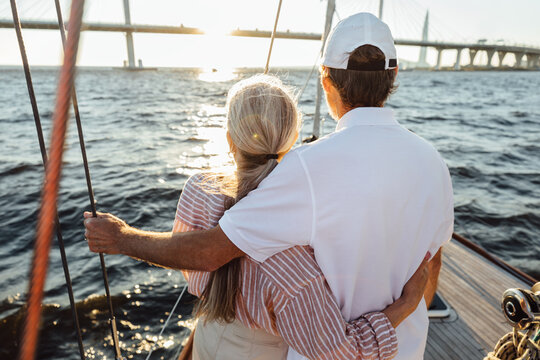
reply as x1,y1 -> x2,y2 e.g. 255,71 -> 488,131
84,212 -> 243,271
424,248 -> 442,308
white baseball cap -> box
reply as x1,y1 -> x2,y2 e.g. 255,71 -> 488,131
321,12 -> 397,71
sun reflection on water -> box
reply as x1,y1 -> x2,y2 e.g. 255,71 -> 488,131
198,67 -> 237,83
172,104 -> 234,176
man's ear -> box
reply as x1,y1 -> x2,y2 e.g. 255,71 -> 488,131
321,72 -> 333,93
394,65 -> 399,76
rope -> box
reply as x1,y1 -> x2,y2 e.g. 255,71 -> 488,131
9,0 -> 85,359
484,324 -> 540,360
52,1 -> 123,358
16,0 -> 85,359
145,285 -> 188,360
264,0 -> 283,74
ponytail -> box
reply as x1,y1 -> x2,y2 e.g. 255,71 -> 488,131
195,75 -> 300,323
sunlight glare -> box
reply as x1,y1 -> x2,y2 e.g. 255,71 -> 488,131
198,65 -> 237,82
197,126 -> 231,165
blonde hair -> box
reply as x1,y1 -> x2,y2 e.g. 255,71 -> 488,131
196,74 -> 301,323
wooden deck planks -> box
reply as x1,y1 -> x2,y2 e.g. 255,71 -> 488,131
424,239 -> 529,359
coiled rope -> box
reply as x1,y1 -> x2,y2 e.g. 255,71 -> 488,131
16,0 -> 86,359
52,1 -> 123,358
264,0 -> 283,74
484,326 -> 540,360
9,1 -> 85,358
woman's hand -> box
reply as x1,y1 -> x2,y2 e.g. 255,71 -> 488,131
382,252 -> 431,328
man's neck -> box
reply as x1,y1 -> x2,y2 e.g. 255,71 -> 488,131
334,101 -> 351,120
336,104 -> 384,121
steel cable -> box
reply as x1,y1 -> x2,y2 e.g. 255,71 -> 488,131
17,0 -> 86,359
52,0 -> 123,358
9,0 -> 85,359
264,0 -> 283,74
144,285 -> 188,360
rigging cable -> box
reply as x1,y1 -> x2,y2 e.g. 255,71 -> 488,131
296,45 -> 324,144
296,49 -> 322,102
144,285 -> 188,360
9,0 -> 85,359
52,0 -> 123,358
16,0 -> 86,359
264,0 -> 283,74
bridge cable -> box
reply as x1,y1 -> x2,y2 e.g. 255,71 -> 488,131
16,0 -> 86,358
264,0 -> 283,74
9,0 -> 85,359
52,0 -> 124,358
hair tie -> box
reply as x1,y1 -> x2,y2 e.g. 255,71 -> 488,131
240,151 -> 279,164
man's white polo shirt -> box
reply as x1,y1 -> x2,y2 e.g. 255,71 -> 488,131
219,107 -> 454,360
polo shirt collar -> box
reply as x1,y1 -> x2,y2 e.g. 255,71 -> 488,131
336,107 -> 398,131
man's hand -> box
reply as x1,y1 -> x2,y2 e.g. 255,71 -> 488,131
84,211 -> 131,255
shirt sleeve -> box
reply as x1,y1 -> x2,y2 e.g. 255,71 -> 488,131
173,173 -> 219,295
428,157 -> 454,257
219,150 -> 314,262
273,277 -> 398,360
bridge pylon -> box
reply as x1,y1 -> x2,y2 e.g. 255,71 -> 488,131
527,54 -> 539,69
497,51 -> 507,67
123,0 -> 136,68
486,50 -> 495,67
435,48 -> 443,70
416,10 -> 430,68
454,49 -> 462,70
469,49 -> 478,67
514,53 -> 525,68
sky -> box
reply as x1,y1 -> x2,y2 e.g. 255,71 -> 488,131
1,0 -> 540,68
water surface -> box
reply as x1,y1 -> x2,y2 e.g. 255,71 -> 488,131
0,68 -> 539,359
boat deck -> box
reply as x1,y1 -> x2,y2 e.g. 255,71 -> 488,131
425,239 -> 528,359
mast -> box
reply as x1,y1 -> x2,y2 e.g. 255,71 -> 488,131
378,0 -> 384,20
312,0 -> 335,138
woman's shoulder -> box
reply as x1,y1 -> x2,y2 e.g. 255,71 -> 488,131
184,172 -> 224,196
182,171 -> 228,207
177,172 -> 228,228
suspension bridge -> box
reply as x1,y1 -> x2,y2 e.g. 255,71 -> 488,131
1,0 -> 539,70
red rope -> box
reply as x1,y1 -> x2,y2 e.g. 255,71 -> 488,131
18,1 -> 85,359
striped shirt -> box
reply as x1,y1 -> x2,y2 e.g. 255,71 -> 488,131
173,173 -> 398,360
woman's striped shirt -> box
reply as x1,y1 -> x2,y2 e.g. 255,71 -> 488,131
173,173 -> 398,360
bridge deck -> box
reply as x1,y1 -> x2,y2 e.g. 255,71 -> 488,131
425,239 -> 527,359
1,19 -> 539,55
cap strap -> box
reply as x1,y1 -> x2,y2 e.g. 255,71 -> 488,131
346,58 -> 397,71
